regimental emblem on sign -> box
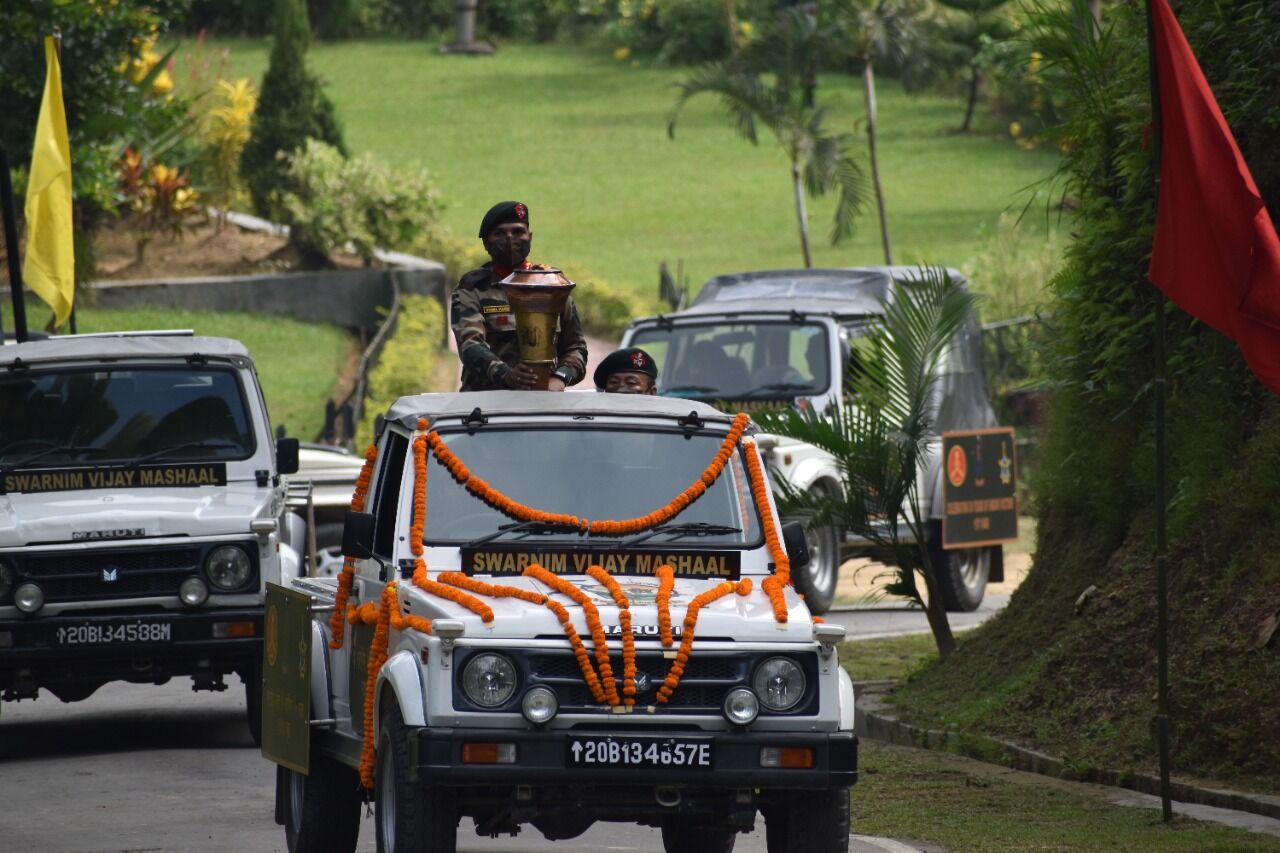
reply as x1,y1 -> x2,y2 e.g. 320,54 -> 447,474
947,445 -> 967,487
942,428 -> 1019,549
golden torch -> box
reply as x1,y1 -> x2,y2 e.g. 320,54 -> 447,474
500,266 -> 576,390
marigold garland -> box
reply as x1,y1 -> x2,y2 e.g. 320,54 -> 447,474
743,439 -> 791,623
438,571 -> 549,606
347,601 -> 380,625
329,443 -> 379,650
412,559 -> 495,622
358,580 -> 397,787
587,566 -> 636,705
421,413 -> 750,537
525,565 -> 606,702
655,564 -> 676,648
655,579 -> 752,703
524,564 -> 621,706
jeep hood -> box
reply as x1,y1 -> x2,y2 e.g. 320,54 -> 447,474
0,483 -> 275,546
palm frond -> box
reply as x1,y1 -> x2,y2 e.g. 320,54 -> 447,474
668,64 -> 782,145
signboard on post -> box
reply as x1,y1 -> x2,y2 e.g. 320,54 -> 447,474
262,582 -> 312,774
941,428 -> 1019,549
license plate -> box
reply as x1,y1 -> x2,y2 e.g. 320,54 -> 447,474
566,736 -> 713,770
55,620 -> 173,646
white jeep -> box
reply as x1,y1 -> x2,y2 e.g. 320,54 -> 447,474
268,391 -> 857,853
621,267 -> 1004,613
0,332 -> 302,742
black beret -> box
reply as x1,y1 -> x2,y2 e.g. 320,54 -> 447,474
478,200 -> 530,238
594,347 -> 659,388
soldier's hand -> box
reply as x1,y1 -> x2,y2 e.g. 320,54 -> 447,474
504,363 -> 539,390
547,376 -> 567,392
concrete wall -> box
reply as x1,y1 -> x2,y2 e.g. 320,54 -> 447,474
86,265 -> 446,333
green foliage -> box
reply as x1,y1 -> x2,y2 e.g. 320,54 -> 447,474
280,139 -> 443,265
604,0 -> 772,65
964,211 -> 1061,321
559,265 -> 667,339
240,0 -> 347,221
357,294 -> 447,447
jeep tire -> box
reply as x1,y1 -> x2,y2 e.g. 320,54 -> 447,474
763,788 -> 850,853
660,815 -> 735,852
244,662 -> 263,747
376,702 -> 457,853
790,482 -> 841,615
280,748 -> 362,853
926,522 -> 991,612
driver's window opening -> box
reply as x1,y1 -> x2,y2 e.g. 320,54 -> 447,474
372,432 -> 409,559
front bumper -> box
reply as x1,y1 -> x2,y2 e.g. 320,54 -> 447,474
0,608 -> 262,693
410,727 -> 858,789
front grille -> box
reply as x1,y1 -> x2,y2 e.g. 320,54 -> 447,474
15,545 -> 251,602
531,651 -> 751,713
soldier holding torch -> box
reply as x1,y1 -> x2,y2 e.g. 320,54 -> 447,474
450,201 -> 588,391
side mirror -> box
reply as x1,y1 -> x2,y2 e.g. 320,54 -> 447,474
276,437 -> 300,475
780,520 -> 811,572
342,511 -> 376,560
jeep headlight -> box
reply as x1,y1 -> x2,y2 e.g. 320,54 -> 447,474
463,653 -> 518,707
752,657 -> 805,711
0,559 -> 15,601
205,545 -> 251,590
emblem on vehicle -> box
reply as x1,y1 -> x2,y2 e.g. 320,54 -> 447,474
634,671 -> 651,694
102,567 -> 119,583
73,528 -> 145,541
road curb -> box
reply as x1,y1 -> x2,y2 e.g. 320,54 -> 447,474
854,688 -> 1280,822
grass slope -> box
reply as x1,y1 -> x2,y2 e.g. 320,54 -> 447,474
77,308 -> 352,439
888,401 -> 1280,794
178,40 -> 1060,301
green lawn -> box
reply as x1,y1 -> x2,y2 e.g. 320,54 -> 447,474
76,308 -> 353,439
178,40 -> 1062,310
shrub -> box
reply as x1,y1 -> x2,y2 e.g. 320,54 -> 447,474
280,140 -> 443,266
240,0 -> 346,222
196,78 -> 257,221
559,264 -> 666,339
357,294 -> 447,447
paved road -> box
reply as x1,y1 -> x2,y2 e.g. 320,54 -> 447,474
823,590 -> 1011,640
1,682 -> 920,853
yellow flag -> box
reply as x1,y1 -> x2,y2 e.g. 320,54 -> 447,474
23,36 -> 75,328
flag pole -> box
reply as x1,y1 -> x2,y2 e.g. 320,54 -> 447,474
1144,0 -> 1174,823
0,147 -> 31,343
51,28 -> 75,336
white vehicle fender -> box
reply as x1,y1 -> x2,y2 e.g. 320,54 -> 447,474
786,456 -> 843,498
374,650 -> 427,732
837,667 -> 856,732
278,540 -> 302,580
310,620 -> 333,720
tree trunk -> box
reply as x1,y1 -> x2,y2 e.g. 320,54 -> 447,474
723,0 -> 740,61
792,161 -> 812,268
961,66 -> 980,133
1089,0 -> 1102,38
863,60 -> 893,265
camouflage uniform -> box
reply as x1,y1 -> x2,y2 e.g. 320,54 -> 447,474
450,263 -> 589,391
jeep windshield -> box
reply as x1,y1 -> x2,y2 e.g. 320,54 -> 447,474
424,426 -> 761,545
629,321 -> 830,402
0,366 -> 256,467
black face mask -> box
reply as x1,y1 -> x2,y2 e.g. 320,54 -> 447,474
485,234 -> 532,268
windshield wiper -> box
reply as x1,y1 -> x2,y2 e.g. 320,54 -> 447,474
2,443 -> 110,469
464,520 -> 580,548
621,522 -> 742,547
133,439 -> 242,465
662,385 -> 719,396
737,382 -> 817,398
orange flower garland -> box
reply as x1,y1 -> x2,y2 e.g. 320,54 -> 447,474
359,580 -> 397,787
655,564 -> 675,647
330,443 -> 379,650
743,439 -> 791,623
587,566 -> 636,706
421,413 -> 750,538
438,571 -> 549,606
656,578 -> 753,704
524,564 -> 621,706
525,565 -> 606,703
347,601 -> 380,625
411,559 -> 495,622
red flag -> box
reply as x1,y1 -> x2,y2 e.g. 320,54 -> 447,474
1148,0 -> 1280,394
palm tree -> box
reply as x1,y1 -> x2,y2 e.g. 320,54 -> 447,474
756,268 -> 977,658
830,0 -> 928,264
931,0 -> 1015,132
668,9 -> 867,267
